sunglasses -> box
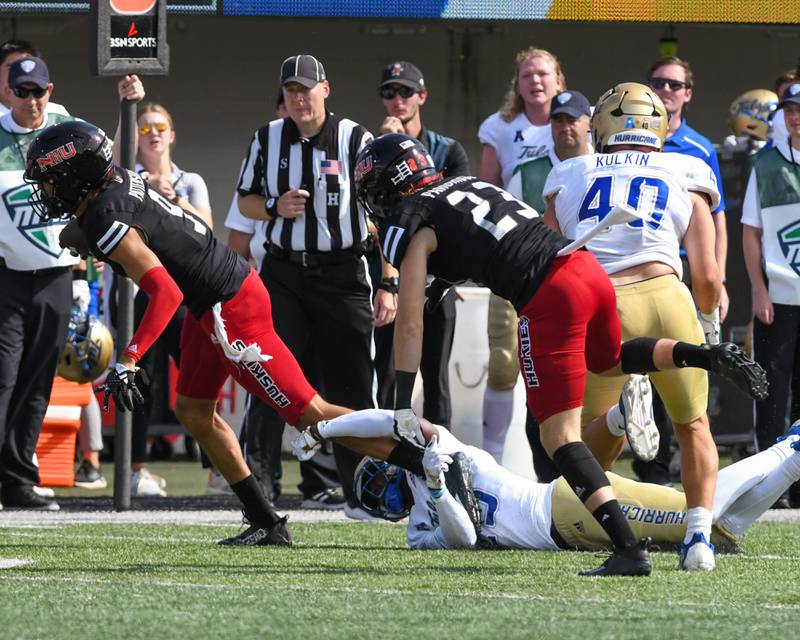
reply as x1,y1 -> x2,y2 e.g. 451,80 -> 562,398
649,77 -> 689,91
13,86 -> 47,99
380,85 -> 417,100
138,122 -> 169,135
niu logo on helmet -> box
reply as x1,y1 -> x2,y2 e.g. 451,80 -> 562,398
354,155 -> 373,182
36,142 -> 76,172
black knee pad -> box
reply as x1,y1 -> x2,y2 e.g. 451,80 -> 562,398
551,442 -> 610,503
620,337 -> 658,374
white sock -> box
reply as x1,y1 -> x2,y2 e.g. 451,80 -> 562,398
316,409 -> 395,439
684,506 -> 712,544
482,387 -> 514,463
606,404 -> 625,437
718,435 -> 800,536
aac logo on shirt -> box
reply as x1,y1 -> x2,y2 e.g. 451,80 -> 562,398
778,219 -> 800,277
2,184 -> 66,258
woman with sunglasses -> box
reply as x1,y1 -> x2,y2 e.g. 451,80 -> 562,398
135,104 -> 212,227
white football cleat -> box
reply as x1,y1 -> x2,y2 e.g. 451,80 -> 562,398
679,532 -> 716,571
621,374 -> 659,462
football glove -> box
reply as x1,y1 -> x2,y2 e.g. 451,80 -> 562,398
422,435 -> 453,492
291,426 -> 324,461
98,363 -> 145,412
72,279 -> 91,317
698,307 -> 720,345
393,408 -> 424,445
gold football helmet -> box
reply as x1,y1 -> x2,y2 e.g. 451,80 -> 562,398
591,82 -> 668,152
58,317 -> 114,384
729,89 -> 779,141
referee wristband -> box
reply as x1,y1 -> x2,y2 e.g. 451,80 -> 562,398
378,276 -> 399,295
264,197 -> 278,220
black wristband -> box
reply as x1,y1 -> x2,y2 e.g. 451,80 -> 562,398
394,370 -> 416,408
378,276 -> 399,294
72,269 -> 88,280
264,197 -> 278,220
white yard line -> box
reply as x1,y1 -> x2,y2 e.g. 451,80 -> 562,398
2,574 -> 799,611
1,529 -> 797,560
0,559 -> 31,569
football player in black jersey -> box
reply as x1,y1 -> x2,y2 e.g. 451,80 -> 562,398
353,133 -> 768,576
23,120 -> 373,546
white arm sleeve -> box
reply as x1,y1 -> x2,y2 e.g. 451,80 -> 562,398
432,490 -> 478,549
316,409 -> 397,440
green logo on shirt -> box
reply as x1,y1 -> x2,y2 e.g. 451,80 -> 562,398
778,220 -> 800,277
2,183 -> 66,258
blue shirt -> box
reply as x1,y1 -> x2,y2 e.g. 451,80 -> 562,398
664,119 -> 726,213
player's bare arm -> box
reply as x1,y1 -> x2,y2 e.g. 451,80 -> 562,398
478,143 -> 502,186
394,227 -> 437,374
542,197 -> 561,232
683,191 -> 721,315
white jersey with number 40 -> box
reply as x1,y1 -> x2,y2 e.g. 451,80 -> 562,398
544,151 -> 720,278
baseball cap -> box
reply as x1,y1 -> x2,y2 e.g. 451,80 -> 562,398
380,61 -> 425,91
9,56 -> 49,89
550,90 -> 591,119
779,82 -> 800,108
280,54 -> 326,89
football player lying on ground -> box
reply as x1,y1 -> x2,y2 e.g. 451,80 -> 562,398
293,408 -> 800,559
23,120 -> 372,547
353,133 -> 768,576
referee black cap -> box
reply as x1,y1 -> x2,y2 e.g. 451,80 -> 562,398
380,61 -> 425,91
280,54 -> 326,89
550,90 -> 591,119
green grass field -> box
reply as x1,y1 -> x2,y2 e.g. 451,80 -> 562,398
2,518 -> 798,639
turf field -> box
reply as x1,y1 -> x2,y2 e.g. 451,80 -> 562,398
1,509 -> 799,639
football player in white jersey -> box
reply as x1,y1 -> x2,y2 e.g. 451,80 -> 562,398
293,408 -> 800,555
542,83 -> 722,571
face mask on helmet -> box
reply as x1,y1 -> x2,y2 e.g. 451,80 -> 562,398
353,457 -> 410,521
591,82 -> 668,152
354,134 -> 439,222
58,315 -> 114,384
729,89 -> 779,141
24,122 -> 114,220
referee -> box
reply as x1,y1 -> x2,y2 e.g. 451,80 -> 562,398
237,54 -> 397,515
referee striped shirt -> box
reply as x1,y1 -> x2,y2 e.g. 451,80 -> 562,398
237,111 -> 373,252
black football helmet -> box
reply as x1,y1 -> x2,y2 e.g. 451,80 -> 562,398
24,120 -> 114,220
354,133 -> 439,220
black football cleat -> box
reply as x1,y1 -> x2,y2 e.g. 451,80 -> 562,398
579,537 -> 652,577
706,343 -> 769,400
445,452 -> 482,532
217,516 -> 292,547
